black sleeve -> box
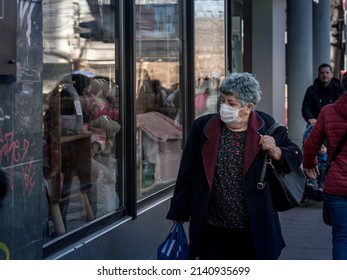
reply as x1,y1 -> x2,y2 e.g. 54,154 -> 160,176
301,88 -> 314,123
0,169 -> 8,201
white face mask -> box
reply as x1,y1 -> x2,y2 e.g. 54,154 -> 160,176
220,103 -> 243,124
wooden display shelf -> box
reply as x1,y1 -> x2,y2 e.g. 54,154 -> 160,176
44,84 -> 94,235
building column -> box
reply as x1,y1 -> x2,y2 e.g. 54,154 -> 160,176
286,0 -> 313,145
313,0 -> 331,79
251,0 -> 286,125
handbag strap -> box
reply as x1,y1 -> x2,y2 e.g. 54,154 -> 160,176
257,121 -> 282,189
265,121 -> 282,136
326,130 -> 347,174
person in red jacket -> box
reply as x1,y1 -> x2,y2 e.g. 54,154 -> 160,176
303,92 -> 347,260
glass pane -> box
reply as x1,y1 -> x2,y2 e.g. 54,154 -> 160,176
232,0 -> 243,73
194,0 -> 225,118
42,0 -> 122,241
135,0 -> 182,200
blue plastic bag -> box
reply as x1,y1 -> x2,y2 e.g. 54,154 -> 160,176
157,223 -> 190,260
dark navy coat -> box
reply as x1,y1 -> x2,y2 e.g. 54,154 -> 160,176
166,110 -> 302,259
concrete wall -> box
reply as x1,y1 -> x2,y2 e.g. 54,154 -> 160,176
0,0 -> 45,260
251,0 -> 286,125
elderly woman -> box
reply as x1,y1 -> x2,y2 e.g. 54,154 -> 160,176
166,72 -> 302,260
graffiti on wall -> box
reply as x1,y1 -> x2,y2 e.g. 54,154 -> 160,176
0,129 -> 36,196
0,104 -> 36,196
17,0 -> 41,82
18,56 -> 41,83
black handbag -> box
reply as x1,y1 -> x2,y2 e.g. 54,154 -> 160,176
257,121 -> 306,212
322,130 -> 347,226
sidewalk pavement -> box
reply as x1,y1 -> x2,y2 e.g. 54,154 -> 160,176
278,199 -> 332,260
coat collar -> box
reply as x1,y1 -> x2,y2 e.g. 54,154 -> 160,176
202,111 -> 265,190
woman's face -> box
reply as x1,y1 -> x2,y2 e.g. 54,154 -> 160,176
220,94 -> 253,130
220,94 -> 246,110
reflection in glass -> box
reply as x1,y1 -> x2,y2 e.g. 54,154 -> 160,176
135,1 -> 182,200
232,1 -> 243,73
194,0 -> 225,118
42,0 -> 121,241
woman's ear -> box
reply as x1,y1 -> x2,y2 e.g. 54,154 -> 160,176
247,103 -> 255,110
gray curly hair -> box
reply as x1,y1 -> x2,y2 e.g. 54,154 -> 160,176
218,72 -> 262,106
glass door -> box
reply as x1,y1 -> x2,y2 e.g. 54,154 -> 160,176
135,0 -> 183,200
42,0 -> 122,240
194,0 -> 225,118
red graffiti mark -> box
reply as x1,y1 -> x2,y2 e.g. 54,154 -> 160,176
22,139 -> 30,162
0,129 -> 36,196
21,159 -> 35,196
0,130 -> 19,165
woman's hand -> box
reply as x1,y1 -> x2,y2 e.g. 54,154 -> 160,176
259,135 -> 282,161
304,167 -> 319,179
308,118 -> 317,125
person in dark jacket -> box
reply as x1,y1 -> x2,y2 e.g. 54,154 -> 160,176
136,79 -> 169,116
303,93 -> 347,260
301,63 -> 344,126
166,72 -> 302,260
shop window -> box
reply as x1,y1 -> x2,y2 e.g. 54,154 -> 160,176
42,0 -> 121,240
231,0 -> 244,73
194,0 -> 225,118
135,1 -> 183,200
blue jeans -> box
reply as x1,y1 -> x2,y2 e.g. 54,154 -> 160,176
325,194 -> 347,260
